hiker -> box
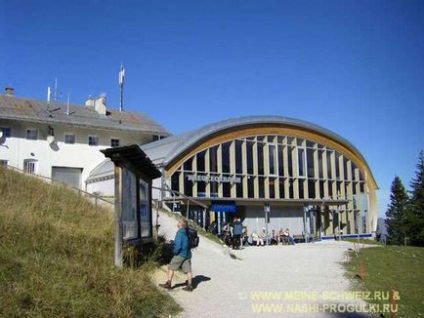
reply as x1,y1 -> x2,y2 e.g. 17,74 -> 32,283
159,218 -> 193,291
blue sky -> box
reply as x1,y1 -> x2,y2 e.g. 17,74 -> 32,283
1,0 -> 423,217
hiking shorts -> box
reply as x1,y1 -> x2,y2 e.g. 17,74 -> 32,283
168,255 -> 192,273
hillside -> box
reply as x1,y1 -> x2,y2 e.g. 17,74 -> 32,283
0,167 -> 180,317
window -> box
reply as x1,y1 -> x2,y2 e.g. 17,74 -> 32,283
246,139 -> 254,174
308,180 -> 316,198
298,148 -> 306,177
24,159 -> 38,174
210,173 -> 218,197
184,157 -> 193,171
88,136 -> 99,146
278,145 -> 284,176
269,177 -> 276,198
222,142 -> 231,173
327,150 -> 333,179
0,160 -> 8,167
258,176 -> 265,198
65,134 -> 75,144
335,152 -> 341,180
318,150 -> 325,179
269,144 -> 277,175
257,142 -> 264,175
279,178 -> 285,198
236,175 -> 243,197
307,148 -> 315,177
288,146 -> 294,177
289,178 -> 294,198
198,180 -> 206,196
171,172 -> 180,193
235,140 -> 243,174
111,138 -> 120,147
299,179 -> 305,199
197,150 -> 206,172
222,176 -> 231,197
247,176 -> 255,198
0,127 -> 11,138
184,173 -> 193,196
209,146 -> 218,173
26,129 -> 38,140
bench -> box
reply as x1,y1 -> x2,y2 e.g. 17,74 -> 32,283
293,234 -> 306,243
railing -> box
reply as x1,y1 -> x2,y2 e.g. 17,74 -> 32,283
3,165 -> 114,210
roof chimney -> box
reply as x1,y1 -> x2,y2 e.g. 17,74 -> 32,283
85,96 -> 95,108
5,87 -> 14,96
94,94 -> 107,115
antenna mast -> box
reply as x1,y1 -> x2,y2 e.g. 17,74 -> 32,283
54,77 -> 58,101
119,64 -> 125,112
66,93 -> 70,115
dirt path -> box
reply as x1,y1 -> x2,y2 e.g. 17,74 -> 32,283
153,213 -> 373,318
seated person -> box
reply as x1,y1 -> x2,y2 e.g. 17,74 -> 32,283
283,228 -> 296,245
279,228 -> 287,244
261,228 -> 274,245
221,223 -> 232,246
241,226 -> 248,246
251,232 -> 264,246
271,230 -> 279,245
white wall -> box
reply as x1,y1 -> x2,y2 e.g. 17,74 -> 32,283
0,120 -> 152,189
244,205 -> 304,236
86,178 -> 114,196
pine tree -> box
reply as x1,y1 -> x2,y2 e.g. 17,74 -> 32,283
385,176 -> 409,245
407,150 -> 424,246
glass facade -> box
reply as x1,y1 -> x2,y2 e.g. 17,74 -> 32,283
163,126 -> 380,236
169,134 -> 366,201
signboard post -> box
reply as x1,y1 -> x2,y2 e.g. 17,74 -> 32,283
264,203 -> 270,246
101,145 -> 161,268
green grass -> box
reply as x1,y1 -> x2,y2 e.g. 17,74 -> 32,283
0,167 -> 180,317
344,244 -> 424,318
344,238 -> 382,245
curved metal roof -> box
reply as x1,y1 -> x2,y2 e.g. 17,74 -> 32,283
142,115 -> 371,170
86,158 -> 114,183
89,115 -> 377,187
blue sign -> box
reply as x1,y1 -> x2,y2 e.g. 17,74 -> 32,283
211,201 -> 236,213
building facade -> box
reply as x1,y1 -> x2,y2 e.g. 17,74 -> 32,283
0,89 -> 170,189
139,116 -> 378,239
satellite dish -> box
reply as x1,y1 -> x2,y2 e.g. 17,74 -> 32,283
47,135 -> 55,144
0,130 -> 3,138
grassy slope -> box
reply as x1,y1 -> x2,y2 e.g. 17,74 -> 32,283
0,167 -> 180,317
344,243 -> 424,318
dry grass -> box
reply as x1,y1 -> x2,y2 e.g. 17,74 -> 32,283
0,167 -> 180,317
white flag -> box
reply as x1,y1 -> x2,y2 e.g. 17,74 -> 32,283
119,65 -> 125,86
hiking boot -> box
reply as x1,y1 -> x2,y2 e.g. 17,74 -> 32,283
182,284 -> 193,292
159,281 -> 172,290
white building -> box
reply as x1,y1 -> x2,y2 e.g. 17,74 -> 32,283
0,87 -> 170,190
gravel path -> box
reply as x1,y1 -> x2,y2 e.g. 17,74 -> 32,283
153,212 -> 374,318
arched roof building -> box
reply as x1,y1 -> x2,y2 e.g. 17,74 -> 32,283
89,115 -> 378,239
